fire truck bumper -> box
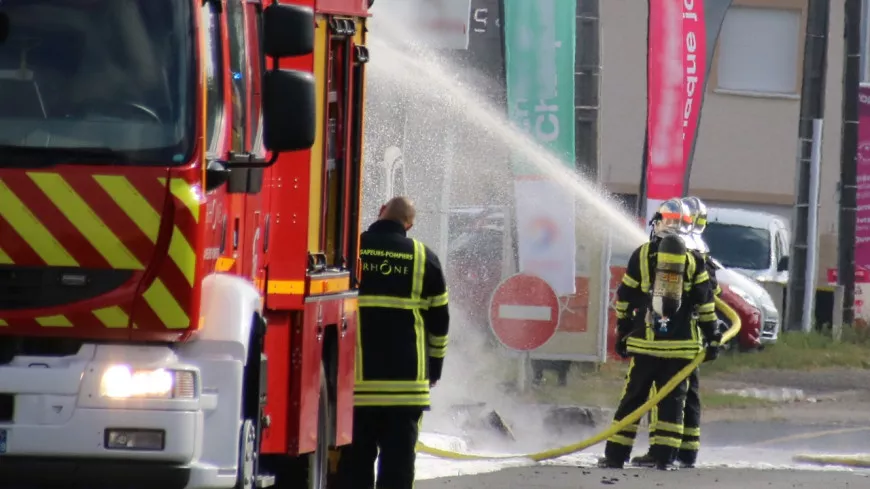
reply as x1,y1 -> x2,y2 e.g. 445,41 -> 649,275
0,408 -> 201,489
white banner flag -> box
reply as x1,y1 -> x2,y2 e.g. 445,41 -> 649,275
514,179 -> 576,295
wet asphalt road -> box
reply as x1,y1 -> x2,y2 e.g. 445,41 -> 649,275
417,466 -> 870,489
416,420 -> 870,488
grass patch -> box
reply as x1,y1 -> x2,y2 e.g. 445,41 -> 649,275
526,368 -> 774,410
699,390 -> 775,409
707,329 -> 870,373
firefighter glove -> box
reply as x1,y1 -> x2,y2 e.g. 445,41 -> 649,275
616,335 -> 630,359
704,334 -> 722,362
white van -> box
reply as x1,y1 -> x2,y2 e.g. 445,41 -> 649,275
702,207 -> 791,284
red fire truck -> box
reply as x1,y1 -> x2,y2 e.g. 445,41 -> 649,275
0,0 -> 370,488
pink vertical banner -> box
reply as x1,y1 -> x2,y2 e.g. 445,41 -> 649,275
856,84 -> 870,268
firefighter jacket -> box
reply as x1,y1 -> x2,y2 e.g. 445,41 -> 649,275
615,239 -> 718,360
699,251 -> 721,297
355,219 -> 450,409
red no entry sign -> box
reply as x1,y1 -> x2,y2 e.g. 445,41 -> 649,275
488,273 -> 560,351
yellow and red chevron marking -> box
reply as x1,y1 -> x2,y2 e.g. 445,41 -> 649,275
0,170 -> 202,338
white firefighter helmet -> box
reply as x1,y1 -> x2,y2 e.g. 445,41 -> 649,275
681,196 -> 710,252
651,198 -> 692,238
682,196 -> 708,235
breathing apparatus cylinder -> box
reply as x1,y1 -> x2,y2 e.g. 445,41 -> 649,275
652,233 -> 687,320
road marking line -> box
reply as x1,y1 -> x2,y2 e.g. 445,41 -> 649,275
498,305 -> 552,321
747,426 -> 870,447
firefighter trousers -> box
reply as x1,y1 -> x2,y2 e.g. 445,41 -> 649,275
336,406 -> 423,489
604,355 -> 691,465
648,367 -> 701,464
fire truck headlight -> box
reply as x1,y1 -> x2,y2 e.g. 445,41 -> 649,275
100,365 -> 196,400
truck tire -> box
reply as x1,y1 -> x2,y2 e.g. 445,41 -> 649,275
262,362 -> 333,489
307,364 -> 332,489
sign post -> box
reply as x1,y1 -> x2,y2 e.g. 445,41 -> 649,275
488,273 -> 561,392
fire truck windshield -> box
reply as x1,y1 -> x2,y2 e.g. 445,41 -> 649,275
0,0 -> 195,165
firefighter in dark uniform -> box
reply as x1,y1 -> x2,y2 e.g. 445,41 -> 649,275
598,198 -> 722,470
631,196 -> 721,469
336,196 -> 449,489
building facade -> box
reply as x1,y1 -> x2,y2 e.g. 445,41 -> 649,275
600,0 -> 847,276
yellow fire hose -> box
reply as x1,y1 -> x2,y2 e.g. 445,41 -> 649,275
416,296 -> 741,462
792,453 -> 870,469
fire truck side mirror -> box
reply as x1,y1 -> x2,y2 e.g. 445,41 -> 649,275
0,13 -> 8,44
263,4 -> 314,58
262,69 -> 316,152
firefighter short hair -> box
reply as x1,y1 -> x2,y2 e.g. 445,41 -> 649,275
380,196 -> 416,226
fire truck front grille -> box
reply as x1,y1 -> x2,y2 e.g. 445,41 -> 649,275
0,266 -> 133,310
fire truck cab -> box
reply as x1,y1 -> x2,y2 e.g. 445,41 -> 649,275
0,0 -> 370,488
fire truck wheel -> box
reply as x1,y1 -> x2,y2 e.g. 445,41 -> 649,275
263,362 -> 333,489
237,419 -> 256,489
307,364 -> 333,489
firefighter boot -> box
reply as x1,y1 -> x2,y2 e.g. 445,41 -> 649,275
597,457 -> 625,469
630,452 -> 656,467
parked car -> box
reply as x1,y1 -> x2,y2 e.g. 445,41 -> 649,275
709,257 -> 781,345
704,207 -> 790,285
717,282 -> 763,351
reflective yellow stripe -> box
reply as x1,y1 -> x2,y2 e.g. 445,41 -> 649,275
680,440 -> 701,450
698,302 -> 716,313
142,279 -> 189,328
36,315 -> 72,327
427,333 -> 448,348
29,173 -> 142,270
699,312 -> 717,322
412,240 -> 426,381
621,274 -> 639,288
163,178 -> 201,222
267,280 -> 305,295
354,380 -> 429,392
626,338 -> 701,350
429,291 -> 449,307
656,421 -> 684,434
353,394 -> 430,407
0,246 -> 12,264
683,427 -> 701,437
99,175 -> 195,284
607,434 -> 635,447
167,227 -> 197,285
658,252 -> 684,264
358,296 -> 429,309
640,243 -> 650,292
0,179 -> 78,267
615,301 -> 629,311
93,306 -> 130,329
694,272 -> 709,285
651,436 -> 683,448
93,175 -> 160,241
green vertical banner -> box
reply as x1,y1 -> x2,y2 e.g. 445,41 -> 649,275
504,0 -> 576,175
504,0 -> 577,297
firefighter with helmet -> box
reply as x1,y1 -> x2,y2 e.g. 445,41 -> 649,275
631,195 -> 723,469
336,196 -> 450,489
598,198 -> 722,470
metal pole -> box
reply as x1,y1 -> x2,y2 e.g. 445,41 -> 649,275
785,0 -> 830,331
861,0 -> 870,82
838,0 -> 862,326
802,119 -> 823,333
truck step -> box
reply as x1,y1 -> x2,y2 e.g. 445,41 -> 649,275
256,474 -> 276,488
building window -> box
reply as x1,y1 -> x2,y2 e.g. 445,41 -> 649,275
716,7 -> 801,95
